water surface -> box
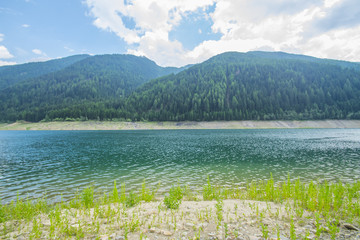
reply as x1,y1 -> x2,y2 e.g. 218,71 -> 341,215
0,129 -> 359,203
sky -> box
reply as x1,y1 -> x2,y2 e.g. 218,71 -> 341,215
0,0 -> 360,67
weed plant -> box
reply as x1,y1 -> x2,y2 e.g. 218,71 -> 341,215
164,184 -> 184,209
0,176 -> 359,239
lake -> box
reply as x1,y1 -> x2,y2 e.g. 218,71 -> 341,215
0,129 -> 359,203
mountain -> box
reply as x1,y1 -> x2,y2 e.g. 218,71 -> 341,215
0,54 -> 183,122
247,51 -> 360,69
0,54 -> 90,90
125,51 -> 360,121
1,51 -> 360,122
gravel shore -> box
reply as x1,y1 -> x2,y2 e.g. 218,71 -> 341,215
3,199 -> 360,239
1,120 -> 360,130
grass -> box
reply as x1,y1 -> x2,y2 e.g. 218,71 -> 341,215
163,184 -> 184,209
0,176 -> 359,239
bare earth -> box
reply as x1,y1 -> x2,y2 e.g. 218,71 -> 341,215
1,120 -> 360,130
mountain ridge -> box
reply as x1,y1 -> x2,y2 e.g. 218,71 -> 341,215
1,51 -> 360,122
0,54 -> 91,90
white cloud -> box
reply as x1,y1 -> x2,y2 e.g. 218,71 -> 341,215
0,60 -> 17,66
30,49 -> 50,62
85,0 -> 215,66
0,33 -> 3,42
0,43 -> 16,66
64,46 -> 75,52
22,24 -> 30,28
32,48 -> 45,55
0,46 -> 14,59
85,0 -> 360,66
303,25 -> 360,62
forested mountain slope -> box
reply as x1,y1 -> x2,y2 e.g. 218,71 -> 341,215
0,54 -> 90,90
126,52 -> 360,121
1,51 -> 360,122
0,54 -> 182,122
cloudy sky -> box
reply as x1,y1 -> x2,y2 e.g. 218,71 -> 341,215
1,0 -> 360,67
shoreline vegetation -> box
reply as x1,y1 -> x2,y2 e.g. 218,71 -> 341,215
1,176 -> 359,239
1,120 -> 360,131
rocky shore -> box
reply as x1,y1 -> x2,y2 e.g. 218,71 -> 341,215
1,119 -> 360,130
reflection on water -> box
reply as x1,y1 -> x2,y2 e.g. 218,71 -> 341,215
0,129 -> 359,203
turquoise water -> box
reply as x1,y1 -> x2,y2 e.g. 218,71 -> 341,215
0,129 -> 360,203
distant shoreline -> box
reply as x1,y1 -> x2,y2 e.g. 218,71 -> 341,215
1,120 -> 360,130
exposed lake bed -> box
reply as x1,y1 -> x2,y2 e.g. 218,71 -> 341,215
1,120 -> 360,130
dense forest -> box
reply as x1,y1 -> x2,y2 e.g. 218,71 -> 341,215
0,54 -> 90,90
1,51 -> 360,122
0,54 -> 183,122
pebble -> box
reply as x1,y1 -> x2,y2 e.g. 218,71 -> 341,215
269,235 -> 289,240
343,223 -> 359,231
71,223 -> 80,228
303,224 -> 313,229
149,227 -> 157,233
42,220 -> 51,226
236,234 -> 250,240
114,236 -> 125,240
162,230 -> 173,236
197,222 -> 208,228
186,222 -> 195,228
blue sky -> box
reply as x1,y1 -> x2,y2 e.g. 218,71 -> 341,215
1,0 -> 360,67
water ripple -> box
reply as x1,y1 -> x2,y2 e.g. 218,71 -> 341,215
0,129 -> 360,203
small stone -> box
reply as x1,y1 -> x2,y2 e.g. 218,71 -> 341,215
186,222 -> 195,228
42,220 -> 51,226
149,227 -> 157,233
182,232 -> 188,236
100,235 -> 109,240
343,223 -> 359,231
71,224 -> 79,228
208,232 -> 216,237
114,236 -> 125,240
197,222 -> 208,229
303,225 -> 313,229
237,233 -> 251,240
269,235 -> 289,240
162,230 -> 173,236
236,235 -> 250,240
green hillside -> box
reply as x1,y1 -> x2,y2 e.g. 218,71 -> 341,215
0,54 -> 182,122
1,51 -> 360,122
125,52 -> 360,121
0,54 -> 90,90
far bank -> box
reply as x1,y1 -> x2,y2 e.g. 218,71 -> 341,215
1,120 -> 360,130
